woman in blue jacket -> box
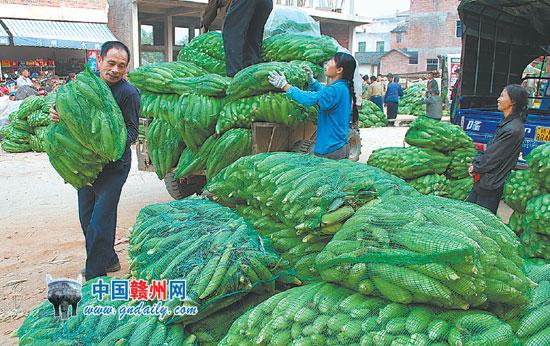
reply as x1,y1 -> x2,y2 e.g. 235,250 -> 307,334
268,52 -> 358,160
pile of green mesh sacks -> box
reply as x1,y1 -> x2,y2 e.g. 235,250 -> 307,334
504,143 -> 550,260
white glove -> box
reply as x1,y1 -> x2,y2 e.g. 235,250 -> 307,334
268,71 -> 288,89
303,65 -> 315,84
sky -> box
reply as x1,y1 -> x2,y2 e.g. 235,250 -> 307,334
356,0 -> 410,18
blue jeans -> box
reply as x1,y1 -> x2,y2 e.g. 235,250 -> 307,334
78,158 -> 131,279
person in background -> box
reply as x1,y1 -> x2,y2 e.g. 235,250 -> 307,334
200,0 -> 232,33
467,84 -> 527,214
384,73 -> 403,126
268,52 -> 358,160
378,74 -> 387,94
223,0 -> 273,77
66,73 -> 76,84
50,41 -> 140,280
16,68 -> 33,88
425,71 -> 443,120
450,70 -> 461,124
361,75 -> 370,101
366,75 -> 384,112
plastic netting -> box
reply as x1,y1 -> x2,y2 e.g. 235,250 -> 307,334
315,193 -> 530,309
168,74 -> 231,97
261,34 -> 337,64
405,116 -> 474,152
407,174 -> 449,196
521,230 -> 550,260
215,93 -> 317,134
140,92 -> 180,119
367,146 -> 451,180
526,143 -> 550,191
447,177 -> 474,201
219,282 -> 517,346
205,128 -> 252,180
523,194 -> 550,235
503,170 -> 544,213
147,118 -> 184,179
263,7 -> 321,38
128,61 -> 207,93
399,82 -> 426,116
508,210 -> 525,235
358,100 -> 387,128
18,277 -> 194,345
128,197 -> 290,325
447,147 -> 477,179
185,291 -> 275,346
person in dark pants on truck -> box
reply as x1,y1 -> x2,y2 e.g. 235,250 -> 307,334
222,0 -> 273,77
50,41 -> 140,280
467,84 -> 527,214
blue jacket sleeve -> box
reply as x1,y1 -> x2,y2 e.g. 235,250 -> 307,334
121,91 -> 141,144
287,85 -> 338,110
308,80 -> 323,92
398,85 -> 404,97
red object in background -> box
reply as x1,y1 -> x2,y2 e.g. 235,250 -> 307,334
473,142 -> 485,151
473,173 -> 481,184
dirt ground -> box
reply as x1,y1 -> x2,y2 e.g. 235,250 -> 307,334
0,124 -> 512,345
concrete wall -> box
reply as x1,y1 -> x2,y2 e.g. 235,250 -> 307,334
107,0 -> 139,69
354,17 -> 404,54
358,63 -> 380,77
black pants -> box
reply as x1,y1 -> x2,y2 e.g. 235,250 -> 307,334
466,183 -> 504,215
223,0 -> 273,77
386,102 -> 398,126
78,158 -> 130,279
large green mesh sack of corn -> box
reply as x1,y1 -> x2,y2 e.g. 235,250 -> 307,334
358,100 -> 387,128
503,170 -> 544,212
169,73 -> 231,97
315,193 -> 531,309
523,194 -> 550,235
18,277 -> 194,345
205,152 -> 418,279
128,61 -> 207,93
526,143 -> 550,191
508,210 -> 525,235
225,62 -> 307,101
520,230 -> 550,260
261,34 -> 338,64
147,118 -> 184,179
177,32 -> 226,75
1,125 -> 32,152
185,291 -> 275,346
399,82 -> 426,116
447,147 -> 477,179
219,282 -> 517,346
30,126 -> 49,152
174,129 -> 252,180
407,174 -> 448,196
140,92 -> 180,119
488,260 -> 550,346
447,177 -> 474,201
367,146 -> 451,180
405,116 -> 474,152
215,93 -> 316,134
43,67 -> 127,188
128,197 -> 290,324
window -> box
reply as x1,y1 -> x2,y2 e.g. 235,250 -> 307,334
376,41 -> 385,52
427,58 -> 439,71
175,27 -> 189,45
408,52 -> 418,65
358,42 -> 366,53
456,21 -> 463,38
397,32 -> 403,43
140,25 -> 154,45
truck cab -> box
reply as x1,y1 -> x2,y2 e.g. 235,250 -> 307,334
457,0 -> 550,167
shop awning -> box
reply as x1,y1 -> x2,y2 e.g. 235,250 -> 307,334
0,19 -> 117,50
0,23 -> 9,45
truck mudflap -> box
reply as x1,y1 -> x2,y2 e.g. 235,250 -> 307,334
459,109 -> 550,166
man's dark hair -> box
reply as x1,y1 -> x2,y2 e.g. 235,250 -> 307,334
370,75 -> 377,82
387,73 -> 394,78
20,67 -> 29,73
362,75 -> 369,81
100,41 -> 131,63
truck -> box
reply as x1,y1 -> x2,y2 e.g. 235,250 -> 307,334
457,0 -> 550,166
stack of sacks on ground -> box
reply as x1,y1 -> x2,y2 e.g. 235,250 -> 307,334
504,143 -> 550,260
368,116 -> 477,200
399,82 -> 426,116
358,100 -> 387,128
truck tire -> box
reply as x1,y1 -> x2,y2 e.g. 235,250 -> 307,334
348,128 -> 362,162
291,139 -> 314,154
163,173 -> 204,200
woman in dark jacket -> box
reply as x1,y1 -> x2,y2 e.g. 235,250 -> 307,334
467,84 -> 528,214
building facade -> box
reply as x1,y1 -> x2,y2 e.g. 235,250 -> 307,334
109,0 -> 369,69
380,0 -> 462,75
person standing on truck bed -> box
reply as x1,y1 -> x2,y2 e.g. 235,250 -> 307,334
222,0 -> 273,77
200,0 -> 232,33
467,84 -> 527,215
384,73 -> 403,126
268,52 -> 358,160
50,41 -> 140,280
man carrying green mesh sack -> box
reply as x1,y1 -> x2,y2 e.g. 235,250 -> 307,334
50,41 -> 140,280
